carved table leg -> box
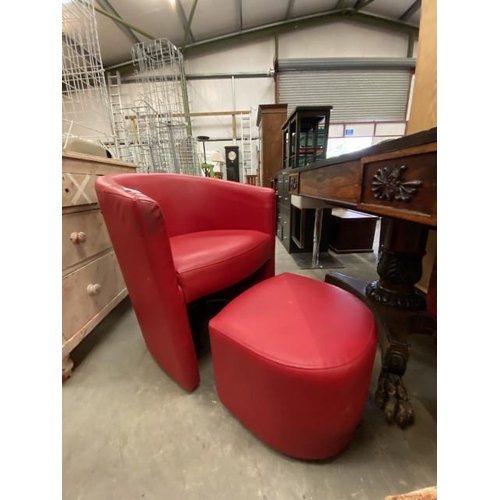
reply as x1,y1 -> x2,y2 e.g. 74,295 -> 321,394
62,355 -> 74,383
374,310 -> 414,428
325,219 -> 433,428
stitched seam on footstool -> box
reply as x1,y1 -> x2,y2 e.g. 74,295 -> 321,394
211,326 -> 377,372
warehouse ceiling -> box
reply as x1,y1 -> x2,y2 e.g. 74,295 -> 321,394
93,0 -> 421,70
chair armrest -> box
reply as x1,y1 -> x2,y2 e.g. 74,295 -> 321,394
95,177 -> 200,391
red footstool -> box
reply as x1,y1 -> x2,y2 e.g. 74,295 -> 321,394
208,272 -> 377,460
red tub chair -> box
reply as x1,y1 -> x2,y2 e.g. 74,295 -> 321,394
95,173 -> 276,392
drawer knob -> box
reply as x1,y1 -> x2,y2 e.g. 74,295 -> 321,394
87,283 -> 101,295
70,231 -> 87,244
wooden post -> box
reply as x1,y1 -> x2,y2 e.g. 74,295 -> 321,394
406,0 -> 437,294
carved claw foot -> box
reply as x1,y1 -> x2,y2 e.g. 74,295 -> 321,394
375,371 -> 414,428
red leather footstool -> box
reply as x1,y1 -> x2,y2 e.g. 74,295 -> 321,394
208,272 -> 377,460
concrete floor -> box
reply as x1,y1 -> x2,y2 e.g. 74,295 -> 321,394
63,237 -> 437,500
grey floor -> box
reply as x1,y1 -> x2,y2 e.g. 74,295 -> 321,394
63,234 -> 437,500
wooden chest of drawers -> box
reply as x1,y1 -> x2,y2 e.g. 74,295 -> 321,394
62,152 -> 136,380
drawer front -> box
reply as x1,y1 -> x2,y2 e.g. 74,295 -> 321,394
277,194 -> 290,207
278,200 -> 290,218
278,172 -> 289,197
62,209 -> 112,272
62,251 -> 126,341
62,172 -> 99,207
298,161 -> 361,204
360,151 -> 436,224
280,214 -> 291,251
276,221 -> 283,240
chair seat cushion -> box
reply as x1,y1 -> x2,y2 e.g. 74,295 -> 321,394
171,229 -> 273,303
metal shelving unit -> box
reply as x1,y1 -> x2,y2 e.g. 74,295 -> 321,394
62,0 -> 115,154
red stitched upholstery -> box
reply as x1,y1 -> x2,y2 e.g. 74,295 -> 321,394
209,273 -> 377,460
95,173 -> 276,392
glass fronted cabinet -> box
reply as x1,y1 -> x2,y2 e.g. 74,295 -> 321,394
282,106 -> 332,169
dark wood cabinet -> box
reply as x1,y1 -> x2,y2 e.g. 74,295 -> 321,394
257,104 -> 288,188
282,106 -> 332,169
328,209 -> 379,253
277,106 -> 333,254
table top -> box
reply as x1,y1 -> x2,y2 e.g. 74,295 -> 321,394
293,127 -> 437,173
287,127 -> 437,227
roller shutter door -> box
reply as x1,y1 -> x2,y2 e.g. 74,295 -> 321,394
277,58 -> 414,121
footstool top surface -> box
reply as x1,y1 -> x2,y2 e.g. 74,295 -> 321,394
209,272 -> 376,370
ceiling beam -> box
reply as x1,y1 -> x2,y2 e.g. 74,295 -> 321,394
285,0 -> 295,20
182,0 -> 199,50
399,0 -> 421,22
93,3 -> 155,39
177,0 -> 196,48
182,8 -> 419,55
95,0 -> 140,44
105,8 -> 419,73
354,0 -> 375,9
237,0 -> 243,30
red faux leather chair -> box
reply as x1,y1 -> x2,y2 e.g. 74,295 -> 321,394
95,173 -> 276,392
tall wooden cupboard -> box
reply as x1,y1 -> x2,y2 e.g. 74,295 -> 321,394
256,104 -> 287,188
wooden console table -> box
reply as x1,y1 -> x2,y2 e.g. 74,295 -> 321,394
288,127 -> 437,428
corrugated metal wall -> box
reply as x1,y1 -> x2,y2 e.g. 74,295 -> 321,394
277,58 -> 414,121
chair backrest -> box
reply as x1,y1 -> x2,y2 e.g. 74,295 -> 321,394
246,174 -> 258,186
98,173 -> 275,237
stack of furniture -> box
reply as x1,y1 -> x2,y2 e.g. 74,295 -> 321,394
277,106 -> 333,257
62,151 -> 136,380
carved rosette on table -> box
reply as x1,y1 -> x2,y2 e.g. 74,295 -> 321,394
371,165 -> 422,202
366,164 -> 427,310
